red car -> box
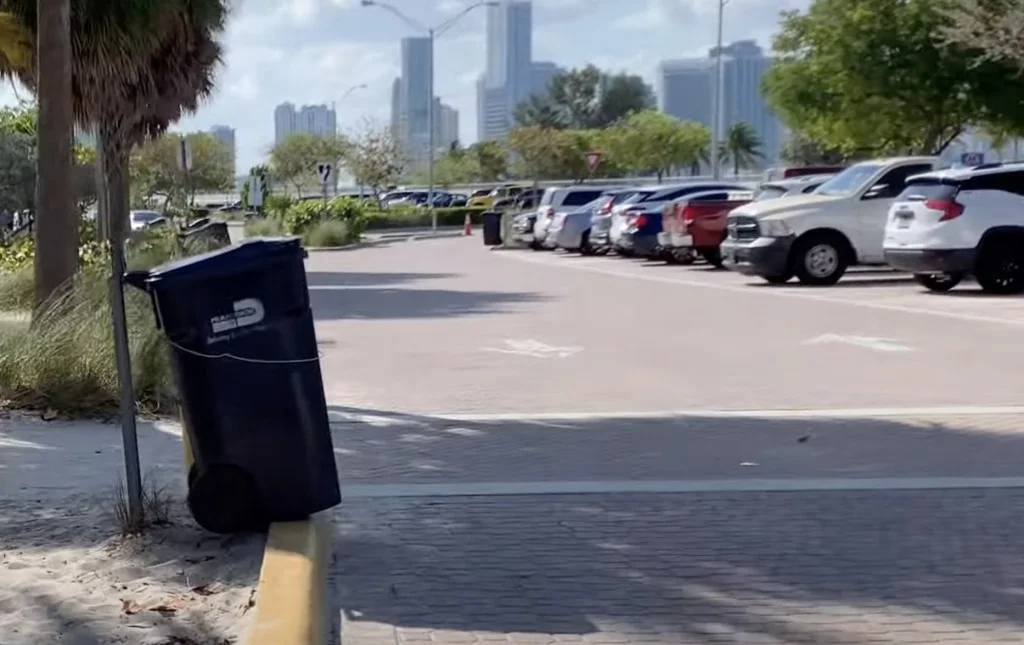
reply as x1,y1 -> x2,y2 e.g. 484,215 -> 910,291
660,190 -> 754,266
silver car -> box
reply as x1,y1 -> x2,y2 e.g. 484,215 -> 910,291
534,186 -> 607,249
554,190 -> 630,253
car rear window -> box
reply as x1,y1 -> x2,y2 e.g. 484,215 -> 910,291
539,188 -> 558,206
897,180 -> 958,201
562,190 -> 604,206
755,186 -> 788,201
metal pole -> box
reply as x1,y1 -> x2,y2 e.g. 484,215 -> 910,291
427,28 -> 436,232
710,0 -> 725,180
111,233 -> 143,526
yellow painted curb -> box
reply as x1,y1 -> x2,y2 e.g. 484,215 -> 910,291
246,518 -> 332,645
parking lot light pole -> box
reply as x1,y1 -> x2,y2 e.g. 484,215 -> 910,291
710,0 -> 727,180
361,0 -> 497,232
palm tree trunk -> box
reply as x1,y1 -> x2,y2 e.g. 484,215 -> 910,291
34,0 -> 77,308
97,124 -> 130,244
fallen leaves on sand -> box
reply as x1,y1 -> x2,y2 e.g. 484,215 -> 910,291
121,599 -> 142,615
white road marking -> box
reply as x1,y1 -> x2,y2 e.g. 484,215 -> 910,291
481,339 -> 583,358
343,477 -> 1024,498
495,250 -> 1024,327
803,333 -> 913,352
329,404 -> 1024,425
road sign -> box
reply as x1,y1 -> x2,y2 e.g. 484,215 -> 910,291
177,138 -> 192,171
317,162 -> 333,185
249,174 -> 265,208
961,152 -> 984,166
585,151 -> 603,172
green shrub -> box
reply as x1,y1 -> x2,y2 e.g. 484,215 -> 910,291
303,219 -> 357,248
263,194 -> 294,219
282,196 -> 367,239
244,216 -> 285,238
363,207 -> 488,230
0,267 -> 34,311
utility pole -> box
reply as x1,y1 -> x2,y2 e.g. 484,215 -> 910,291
710,0 -> 726,180
361,0 -> 497,231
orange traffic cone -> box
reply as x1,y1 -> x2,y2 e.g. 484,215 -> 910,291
463,213 -> 472,236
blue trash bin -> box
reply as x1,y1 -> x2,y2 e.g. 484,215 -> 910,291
126,237 -> 341,533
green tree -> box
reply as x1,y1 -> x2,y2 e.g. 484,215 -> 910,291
764,0 -> 1023,157
596,72 -> 654,126
719,122 -> 764,176
468,140 -> 507,182
942,0 -> 1024,67
131,132 -> 233,208
547,65 -> 602,129
604,110 -> 709,182
343,124 -> 404,202
779,131 -> 847,165
513,94 -> 566,129
270,132 -> 349,197
507,127 -> 594,182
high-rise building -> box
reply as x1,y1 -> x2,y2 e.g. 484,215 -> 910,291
390,77 -> 404,140
657,40 -> 783,165
273,102 -> 337,144
530,61 -> 561,98
436,100 -> 459,151
209,125 -> 236,173
658,59 -> 713,126
478,0 -> 533,141
400,37 -> 432,158
274,102 -> 296,144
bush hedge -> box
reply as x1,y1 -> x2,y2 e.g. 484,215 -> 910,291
363,207 -> 488,230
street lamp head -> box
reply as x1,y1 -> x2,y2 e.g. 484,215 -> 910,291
484,1 -> 499,5
360,0 -> 375,6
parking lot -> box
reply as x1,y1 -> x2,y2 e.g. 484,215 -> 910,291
313,237 -> 1024,645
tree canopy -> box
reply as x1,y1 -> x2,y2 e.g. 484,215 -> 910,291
515,65 -> 654,130
130,131 -> 234,208
763,0 -> 1024,156
269,132 -> 349,197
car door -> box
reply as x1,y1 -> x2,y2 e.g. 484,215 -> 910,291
857,163 -> 934,262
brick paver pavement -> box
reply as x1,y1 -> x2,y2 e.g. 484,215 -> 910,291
332,491 -> 1024,645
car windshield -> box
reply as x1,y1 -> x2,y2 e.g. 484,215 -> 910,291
814,163 -> 883,196
131,210 -> 161,222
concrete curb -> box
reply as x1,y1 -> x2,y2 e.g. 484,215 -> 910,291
246,518 -> 332,645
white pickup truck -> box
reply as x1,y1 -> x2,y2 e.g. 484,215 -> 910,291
720,156 -> 942,285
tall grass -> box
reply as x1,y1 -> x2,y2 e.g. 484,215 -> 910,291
303,219 -> 354,247
0,228 -> 212,416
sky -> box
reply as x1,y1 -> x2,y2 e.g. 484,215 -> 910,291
1,0 -> 813,173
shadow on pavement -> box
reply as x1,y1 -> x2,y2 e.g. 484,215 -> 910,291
328,406 -> 1024,642
310,287 -> 545,321
305,271 -> 456,287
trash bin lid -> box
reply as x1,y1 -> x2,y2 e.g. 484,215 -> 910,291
137,237 -> 302,286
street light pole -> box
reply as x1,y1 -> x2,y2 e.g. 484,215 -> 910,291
361,0 -> 497,232
710,0 -> 726,180
427,27 -> 435,231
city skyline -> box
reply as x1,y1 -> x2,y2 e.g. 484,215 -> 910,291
148,0 -> 820,170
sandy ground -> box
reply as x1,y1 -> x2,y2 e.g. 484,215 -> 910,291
0,414 -> 265,645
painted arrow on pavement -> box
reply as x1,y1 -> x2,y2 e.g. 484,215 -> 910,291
803,334 -> 913,352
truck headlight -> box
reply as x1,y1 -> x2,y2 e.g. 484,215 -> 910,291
760,219 -> 791,238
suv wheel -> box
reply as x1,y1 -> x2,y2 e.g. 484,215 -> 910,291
976,240 -> 1024,294
793,233 -> 849,286
914,272 -> 964,292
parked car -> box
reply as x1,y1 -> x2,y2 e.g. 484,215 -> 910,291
555,189 -> 635,253
468,184 -> 528,209
514,188 -> 545,211
532,186 -> 608,249
449,193 -> 469,207
611,183 -> 748,257
761,165 -> 847,182
721,156 -> 942,285
590,189 -> 655,252
130,210 -> 163,231
659,190 -> 755,266
883,162 -> 1024,294
754,174 -> 836,201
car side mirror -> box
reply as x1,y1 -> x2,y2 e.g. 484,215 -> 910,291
863,184 -> 889,200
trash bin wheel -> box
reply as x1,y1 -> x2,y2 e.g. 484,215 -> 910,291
187,463 -> 269,534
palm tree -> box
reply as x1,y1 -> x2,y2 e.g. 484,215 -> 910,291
0,0 -> 226,299
719,122 -> 764,176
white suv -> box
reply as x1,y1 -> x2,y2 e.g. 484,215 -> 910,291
884,162 -> 1024,294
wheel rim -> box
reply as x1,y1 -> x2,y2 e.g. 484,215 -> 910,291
804,244 -> 839,278
993,257 -> 1023,288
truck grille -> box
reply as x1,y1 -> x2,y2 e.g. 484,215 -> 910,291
727,216 -> 759,241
